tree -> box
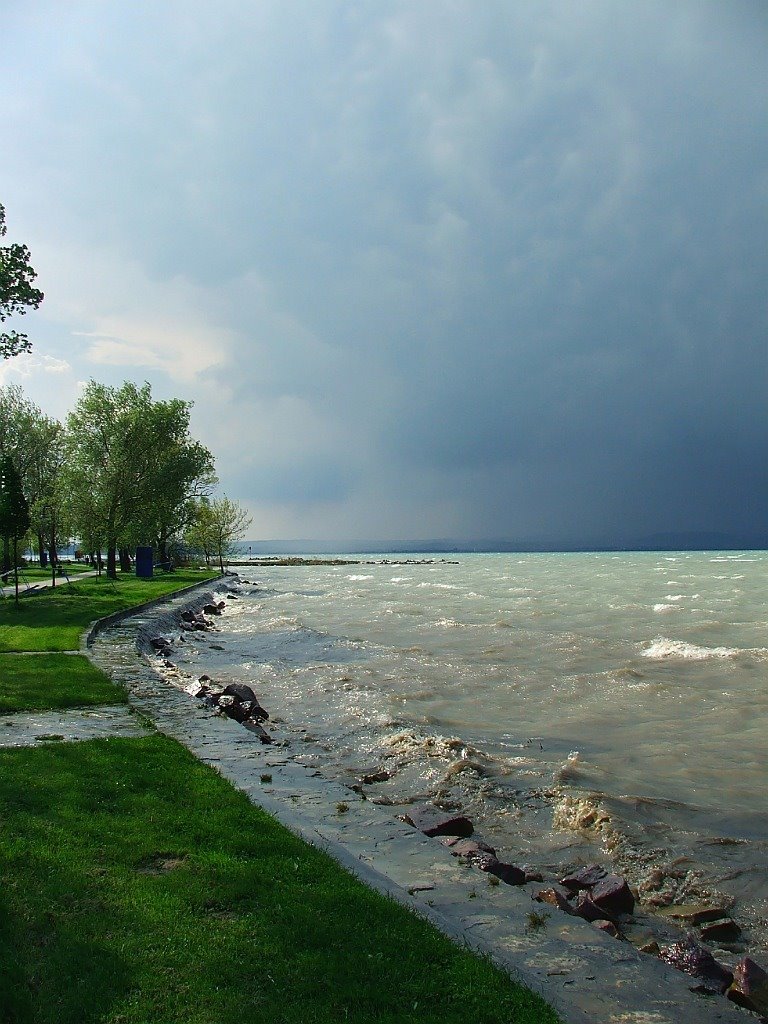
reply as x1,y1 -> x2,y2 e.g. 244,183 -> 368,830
63,380 -> 215,577
0,204 -> 44,359
0,456 -> 31,604
186,496 -> 252,573
0,385 -> 39,571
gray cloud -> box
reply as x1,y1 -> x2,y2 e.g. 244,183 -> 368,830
2,0 -> 766,543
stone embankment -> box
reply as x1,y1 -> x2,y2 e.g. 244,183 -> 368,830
88,574 -> 766,1024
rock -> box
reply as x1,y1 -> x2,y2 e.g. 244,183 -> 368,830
226,594 -> 238,600
180,610 -> 197,623
533,887 -> 576,915
469,853 -> 526,885
443,838 -> 497,858
359,770 -> 391,785
223,682 -> 258,703
184,681 -> 209,699
209,644 -> 225,650
575,890 -> 618,925
150,636 -> 171,651
590,874 -> 635,916
593,920 -> 622,938
243,719 -> 272,743
524,870 -> 544,883
217,695 -> 249,722
199,674 -> 212,683
560,864 -> 608,891
240,699 -> 269,722
639,941 -> 661,956
658,935 -> 733,994
727,957 -> 768,1015
402,808 -> 474,838
202,603 -> 223,616
656,903 -> 731,925
699,919 -> 741,943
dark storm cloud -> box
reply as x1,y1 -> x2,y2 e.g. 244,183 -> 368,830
2,1 -> 766,541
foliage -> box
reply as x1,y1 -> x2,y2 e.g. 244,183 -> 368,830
186,495 -> 252,572
63,381 -> 216,577
0,203 -> 44,359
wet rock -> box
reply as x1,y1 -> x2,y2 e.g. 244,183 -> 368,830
184,681 -> 209,699
533,887 -> 576,915
150,636 -> 172,652
209,644 -> 225,650
217,695 -> 249,722
359,769 -> 392,785
656,902 -> 731,925
590,874 -> 635,916
639,940 -> 661,956
524,870 -> 544,883
199,674 -> 212,683
727,957 -> 768,1015
226,594 -> 238,600
575,890 -> 618,925
240,699 -> 269,722
469,853 -> 526,885
223,683 -> 258,703
443,837 -> 497,858
699,919 -> 741,943
593,920 -> 622,939
202,603 -> 223,616
402,807 -> 474,838
658,935 -> 733,994
242,719 -> 272,743
560,864 -> 608,891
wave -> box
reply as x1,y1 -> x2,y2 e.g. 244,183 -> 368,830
642,637 -> 741,660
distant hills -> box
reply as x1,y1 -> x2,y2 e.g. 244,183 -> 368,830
241,533 -> 768,555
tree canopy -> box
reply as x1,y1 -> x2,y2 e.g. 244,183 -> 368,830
0,204 -> 44,359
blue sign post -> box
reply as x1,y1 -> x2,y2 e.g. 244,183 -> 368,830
135,546 -> 153,578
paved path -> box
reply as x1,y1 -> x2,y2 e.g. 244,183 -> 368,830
0,705 -> 151,748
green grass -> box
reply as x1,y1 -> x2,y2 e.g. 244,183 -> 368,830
0,736 -> 560,1024
3,564 -> 94,584
0,655 -> 126,713
0,569 -> 218,652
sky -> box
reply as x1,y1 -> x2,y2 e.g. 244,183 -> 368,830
1,1 -> 766,547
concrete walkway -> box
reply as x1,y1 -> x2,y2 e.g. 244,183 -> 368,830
1,568 -> 98,598
0,705 -> 151,747
80,583 -> 747,1024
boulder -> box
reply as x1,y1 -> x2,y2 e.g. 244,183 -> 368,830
443,838 -> 497,858
699,918 -> 741,943
575,890 -> 618,925
150,636 -> 172,651
240,699 -> 269,722
184,681 -> 209,699
727,957 -> 768,1015
243,719 -> 272,743
656,903 -> 730,926
590,874 -> 635,916
402,808 -> 474,838
465,850 -> 526,884
524,870 -> 544,883
202,603 -> 223,616
533,887 -> 576,915
217,695 -> 249,722
593,920 -> 622,939
560,864 -> 608,891
658,935 -> 733,994
223,682 -> 258,703
359,769 -> 392,785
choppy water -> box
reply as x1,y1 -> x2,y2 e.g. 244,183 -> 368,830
168,551 -> 768,957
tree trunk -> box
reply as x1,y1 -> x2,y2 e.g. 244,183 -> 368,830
107,545 -> 117,578
13,536 -> 19,606
2,536 -> 9,575
37,531 -> 45,567
119,547 -> 131,573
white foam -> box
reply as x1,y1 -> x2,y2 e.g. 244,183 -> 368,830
346,574 -> 373,581
653,604 -> 679,613
642,637 -> 739,660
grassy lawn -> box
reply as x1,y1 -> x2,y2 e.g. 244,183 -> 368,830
0,736 -> 559,1024
3,564 -> 94,584
0,569 -> 218,652
0,655 -> 126,713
